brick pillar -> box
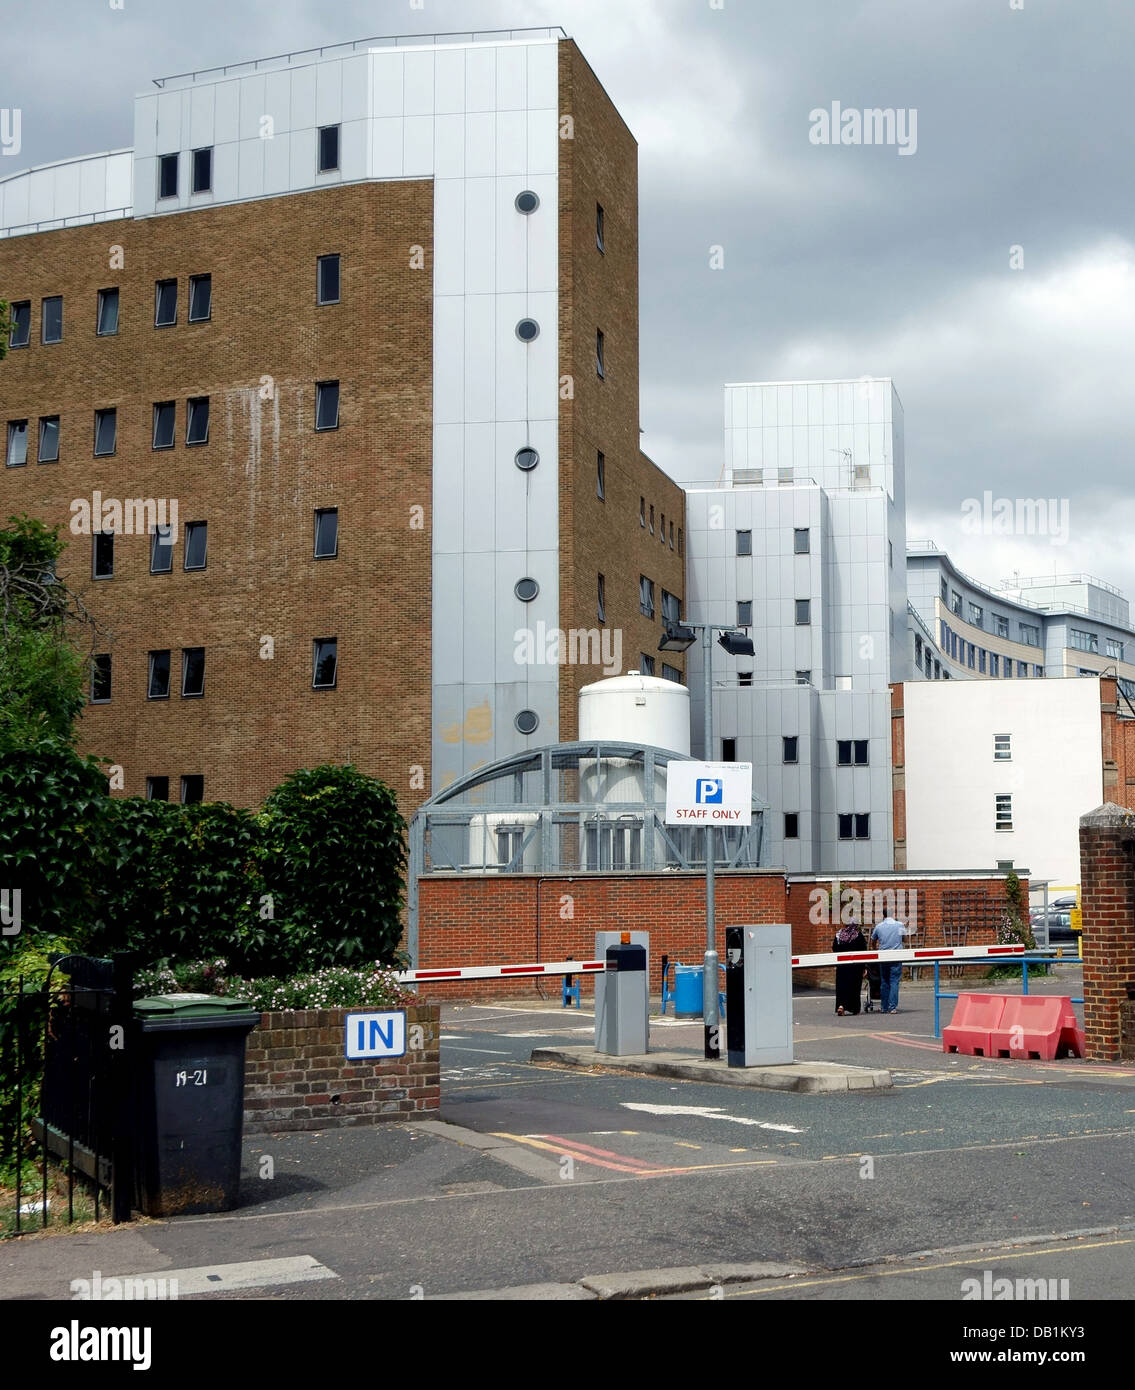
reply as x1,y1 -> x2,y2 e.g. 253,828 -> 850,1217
1078,802 -> 1135,1060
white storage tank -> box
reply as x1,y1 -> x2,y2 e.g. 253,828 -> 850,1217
578,671 -> 691,755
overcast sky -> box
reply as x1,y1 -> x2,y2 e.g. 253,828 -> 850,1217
5,0 -> 1133,601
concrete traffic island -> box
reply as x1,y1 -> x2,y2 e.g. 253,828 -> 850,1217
529,1045 -> 892,1092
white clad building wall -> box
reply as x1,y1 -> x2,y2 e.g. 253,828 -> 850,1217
903,678 -> 1104,885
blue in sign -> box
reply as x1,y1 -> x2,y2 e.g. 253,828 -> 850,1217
346,1010 -> 407,1060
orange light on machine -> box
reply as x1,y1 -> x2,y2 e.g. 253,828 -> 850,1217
620,931 -> 631,944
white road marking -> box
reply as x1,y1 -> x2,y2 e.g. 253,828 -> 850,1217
119,1255 -> 337,1297
444,1046 -> 511,1054
620,1102 -> 806,1134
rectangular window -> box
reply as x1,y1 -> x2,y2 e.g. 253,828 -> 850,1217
155,279 -> 177,326
188,274 -> 212,322
934,660 -> 941,678
597,573 -> 606,624
995,793 -> 1013,831
37,416 -> 59,463
662,664 -> 682,683
315,380 -> 340,431
313,638 -> 338,689
739,670 -> 753,687
795,599 -> 811,625
939,577 -> 949,604
736,529 -> 752,556
147,649 -> 171,699
639,496 -> 646,527
793,527 -> 810,554
951,590 -> 962,616
969,602 -> 983,628
840,813 -> 870,840
1070,628 -> 1099,653
150,524 -> 174,574
678,527 -> 683,557
1018,661 -> 1028,677
951,632 -> 958,660
146,776 -> 169,802
153,401 -> 176,449
669,520 -> 675,550
180,775 -> 204,805
661,590 -> 681,626
181,647 -> 205,698
784,813 -> 799,839
1021,623 -> 1041,647
978,648 -> 986,673
995,614 -> 1009,639
596,202 -> 605,252
855,813 -> 870,839
737,600 -> 752,627
317,254 -> 341,305
914,634 -> 922,662
596,328 -> 605,379
889,540 -> 893,569
968,642 -> 976,669
191,146 -> 213,193
93,532 -> 114,579
186,396 -> 210,445
783,736 -> 798,763
1004,658 -> 1012,677
90,654 -> 112,704
96,288 -> 119,336
1035,664 -> 1044,677
649,505 -> 655,535
8,300 -> 30,348
940,620 -> 949,649
796,669 -> 811,685
639,576 -> 655,619
838,813 -> 853,840
41,296 -> 63,343
837,740 -> 850,765
596,451 -> 605,500
660,513 -> 665,543
318,124 -> 340,172
990,653 -> 999,677
1107,637 -> 1125,660
640,654 -> 656,676
721,738 -> 737,762
158,152 -> 179,198
184,521 -> 207,570
314,508 -> 339,559
5,420 -> 28,467
836,741 -> 868,766
94,408 -> 116,456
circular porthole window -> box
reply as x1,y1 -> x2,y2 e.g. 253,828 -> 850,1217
515,318 -> 540,342
514,577 -> 539,602
515,446 -> 539,471
515,190 -> 540,214
515,709 -> 540,735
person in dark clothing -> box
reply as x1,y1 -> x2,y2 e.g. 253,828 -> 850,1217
833,919 -> 867,1015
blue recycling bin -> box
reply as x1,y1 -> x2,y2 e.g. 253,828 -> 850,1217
674,964 -> 703,1018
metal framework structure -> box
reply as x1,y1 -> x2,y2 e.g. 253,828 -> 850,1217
407,742 -> 768,964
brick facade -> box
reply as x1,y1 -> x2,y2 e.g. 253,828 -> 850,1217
1078,803 -> 1135,1060
243,1003 -> 440,1133
557,41 -> 686,739
0,180 -> 435,817
414,869 -> 1016,1001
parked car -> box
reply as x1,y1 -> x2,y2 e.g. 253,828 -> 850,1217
1033,909 -> 1078,945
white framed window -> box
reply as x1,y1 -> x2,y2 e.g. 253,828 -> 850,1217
994,733 -> 1011,761
995,794 -> 1013,831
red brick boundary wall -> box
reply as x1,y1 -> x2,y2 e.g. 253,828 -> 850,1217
415,871 -> 1017,1001
1079,804 -> 1135,1060
243,1004 -> 440,1133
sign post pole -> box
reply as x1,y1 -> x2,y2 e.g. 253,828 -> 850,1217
702,624 -> 719,1060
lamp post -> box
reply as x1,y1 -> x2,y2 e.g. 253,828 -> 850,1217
660,619 -> 755,1059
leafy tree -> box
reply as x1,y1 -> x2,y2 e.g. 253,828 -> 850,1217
261,765 -> 407,969
0,515 -> 100,747
0,299 -> 11,361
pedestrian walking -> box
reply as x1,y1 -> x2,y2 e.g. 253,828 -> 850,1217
870,913 -> 910,1014
832,918 -> 867,1015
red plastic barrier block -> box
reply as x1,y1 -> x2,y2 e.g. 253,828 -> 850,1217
990,995 -> 1080,1060
942,993 -> 1008,1056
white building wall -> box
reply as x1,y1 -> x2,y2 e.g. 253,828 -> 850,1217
903,678 -> 1103,884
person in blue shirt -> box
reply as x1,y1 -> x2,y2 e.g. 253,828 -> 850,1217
870,915 -> 910,1014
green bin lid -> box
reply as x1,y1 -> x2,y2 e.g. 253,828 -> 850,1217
133,992 -> 253,1018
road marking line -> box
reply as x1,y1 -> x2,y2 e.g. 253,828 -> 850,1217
494,1131 -> 683,1175
539,1133 -> 662,1171
444,1046 -> 511,1054
720,1235 -> 1135,1298
621,1102 -> 805,1133
116,1255 -> 337,1297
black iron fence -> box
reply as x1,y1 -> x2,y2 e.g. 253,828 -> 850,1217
0,953 -> 133,1235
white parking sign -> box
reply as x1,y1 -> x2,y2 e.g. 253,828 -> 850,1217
665,761 -> 753,826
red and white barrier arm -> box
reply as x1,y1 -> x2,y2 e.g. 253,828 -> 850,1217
396,959 -> 606,984
791,943 -> 1028,968
396,943 -> 1027,983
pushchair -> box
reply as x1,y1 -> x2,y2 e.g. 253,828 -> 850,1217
863,963 -> 882,1014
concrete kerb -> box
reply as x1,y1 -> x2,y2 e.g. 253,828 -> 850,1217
530,1045 -> 893,1092
428,1262 -> 810,1301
